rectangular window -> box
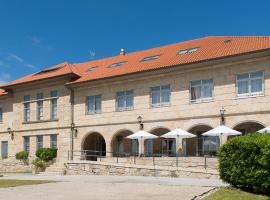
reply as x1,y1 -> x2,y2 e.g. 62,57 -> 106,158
36,93 -> 44,121
116,90 -> 134,111
0,108 -> 3,123
36,135 -> 43,149
1,141 -> 8,159
86,95 -> 102,114
150,85 -> 171,107
50,91 -> 58,120
23,136 -> 30,153
23,95 -> 30,122
190,79 -> 213,103
50,134 -> 58,149
236,71 -> 264,97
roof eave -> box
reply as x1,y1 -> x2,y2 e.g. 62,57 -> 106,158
66,48 -> 270,87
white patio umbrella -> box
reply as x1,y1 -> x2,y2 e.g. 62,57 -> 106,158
257,126 -> 270,133
202,125 -> 242,137
202,125 -> 242,146
161,128 -> 196,139
126,130 -> 158,156
161,128 -> 196,156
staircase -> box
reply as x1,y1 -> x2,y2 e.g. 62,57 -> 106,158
38,162 -> 66,176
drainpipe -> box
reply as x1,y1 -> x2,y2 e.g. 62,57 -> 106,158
69,88 -> 75,160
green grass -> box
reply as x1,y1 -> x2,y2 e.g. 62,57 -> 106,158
203,188 -> 270,200
0,179 -> 55,188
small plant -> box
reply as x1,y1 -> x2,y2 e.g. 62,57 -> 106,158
36,148 -> 57,162
15,151 -> 29,160
1,155 -> 8,159
32,158 -> 46,169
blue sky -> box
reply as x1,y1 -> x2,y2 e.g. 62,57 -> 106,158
0,0 -> 269,84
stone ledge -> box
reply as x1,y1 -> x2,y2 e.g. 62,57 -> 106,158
65,161 -> 219,179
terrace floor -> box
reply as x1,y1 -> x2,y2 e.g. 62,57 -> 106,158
0,174 -> 227,200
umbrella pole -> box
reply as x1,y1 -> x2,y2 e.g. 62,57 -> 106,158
141,137 -> 143,157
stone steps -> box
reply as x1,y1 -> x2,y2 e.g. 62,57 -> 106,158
38,171 -> 65,176
37,162 -> 66,176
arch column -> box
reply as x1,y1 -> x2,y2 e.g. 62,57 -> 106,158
81,132 -> 106,161
111,129 -> 136,157
187,124 -> 213,156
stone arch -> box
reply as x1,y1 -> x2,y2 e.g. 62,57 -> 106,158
148,127 -> 171,156
232,120 -> 265,135
111,129 -> 137,157
186,124 -> 214,156
81,132 -> 106,160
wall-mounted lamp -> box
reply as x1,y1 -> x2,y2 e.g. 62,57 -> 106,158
137,116 -> 144,130
71,122 -> 78,138
220,107 -> 226,125
7,127 -> 14,140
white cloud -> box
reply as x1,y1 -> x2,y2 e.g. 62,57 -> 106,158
29,36 -> 53,50
0,73 -> 11,85
8,53 -> 24,63
6,53 -> 36,69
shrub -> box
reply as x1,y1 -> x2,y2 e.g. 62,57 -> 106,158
15,151 -> 29,160
32,158 -> 46,169
36,148 -> 57,162
219,133 -> 270,194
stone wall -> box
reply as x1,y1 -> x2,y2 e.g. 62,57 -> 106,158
0,158 -> 31,173
65,161 -> 219,179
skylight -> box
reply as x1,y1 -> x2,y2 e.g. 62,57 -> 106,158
108,61 -> 127,68
35,67 -> 61,75
140,55 -> 160,62
178,47 -> 199,55
86,66 -> 98,72
224,39 -> 232,44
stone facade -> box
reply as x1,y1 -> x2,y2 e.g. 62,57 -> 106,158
0,52 -> 269,172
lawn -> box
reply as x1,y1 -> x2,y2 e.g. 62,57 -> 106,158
0,179 -> 55,188
203,188 -> 270,200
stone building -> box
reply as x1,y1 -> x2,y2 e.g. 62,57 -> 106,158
0,36 -> 269,165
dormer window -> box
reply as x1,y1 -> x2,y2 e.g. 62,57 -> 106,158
86,66 -> 98,72
178,47 -> 199,55
140,55 -> 160,62
35,67 -> 61,75
108,61 -> 127,68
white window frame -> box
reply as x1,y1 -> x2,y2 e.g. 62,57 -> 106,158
190,79 -> 214,103
50,134 -> 58,149
23,95 -> 31,122
150,84 -> 171,108
86,95 -> 102,115
116,90 -> 134,112
236,71 -> 264,98
36,93 -> 44,121
0,108 -> 3,123
50,91 -> 58,120
23,136 -> 30,153
36,135 -> 43,149
1,141 -> 8,159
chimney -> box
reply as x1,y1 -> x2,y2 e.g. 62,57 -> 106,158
120,48 -> 125,56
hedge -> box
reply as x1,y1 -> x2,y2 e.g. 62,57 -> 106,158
36,148 -> 57,162
219,133 -> 270,194
15,151 -> 29,160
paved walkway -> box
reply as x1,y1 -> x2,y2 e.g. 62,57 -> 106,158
0,174 -> 228,200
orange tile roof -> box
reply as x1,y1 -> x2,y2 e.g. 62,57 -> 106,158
70,36 -> 270,84
0,89 -> 8,96
1,36 -> 270,94
2,62 -> 79,88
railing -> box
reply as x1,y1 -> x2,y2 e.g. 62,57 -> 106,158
67,150 -> 218,170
